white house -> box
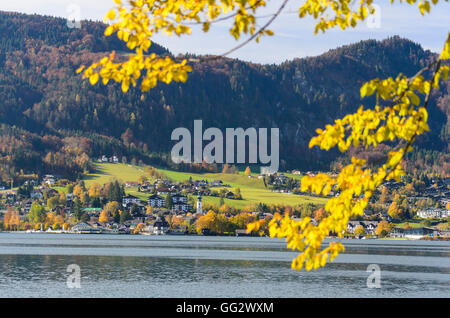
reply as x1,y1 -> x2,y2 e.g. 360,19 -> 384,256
417,208 -> 449,219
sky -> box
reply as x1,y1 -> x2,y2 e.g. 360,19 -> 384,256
1,0 -> 449,64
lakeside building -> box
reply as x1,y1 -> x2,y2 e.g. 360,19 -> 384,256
147,218 -> 170,235
391,227 -> 436,239
416,208 -> 449,219
346,221 -> 379,235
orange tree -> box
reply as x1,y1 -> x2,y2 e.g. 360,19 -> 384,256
78,0 -> 450,271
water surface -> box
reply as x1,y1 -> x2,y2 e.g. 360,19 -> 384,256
0,233 -> 449,297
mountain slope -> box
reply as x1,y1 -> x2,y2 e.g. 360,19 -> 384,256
0,11 -> 447,181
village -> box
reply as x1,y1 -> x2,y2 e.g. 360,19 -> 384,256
0,159 -> 449,240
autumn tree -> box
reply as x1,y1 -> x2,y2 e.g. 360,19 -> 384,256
104,201 -> 121,223
375,220 -> 393,238
80,0 -> 450,271
3,208 -> 20,231
354,225 -> 366,236
244,166 -> 251,176
53,215 -> 64,229
73,184 -> 85,198
313,208 -> 328,222
196,210 -> 217,234
133,222 -> 146,234
99,210 -> 110,223
88,183 -> 102,198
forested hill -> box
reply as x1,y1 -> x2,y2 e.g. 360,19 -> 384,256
0,11 -> 448,181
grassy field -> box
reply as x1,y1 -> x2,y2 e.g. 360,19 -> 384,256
83,162 -> 327,208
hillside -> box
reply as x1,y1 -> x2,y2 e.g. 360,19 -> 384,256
83,162 -> 327,209
0,11 -> 448,182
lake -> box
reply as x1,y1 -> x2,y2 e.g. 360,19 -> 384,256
0,233 -> 449,298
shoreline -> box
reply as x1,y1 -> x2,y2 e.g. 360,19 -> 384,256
2,230 -> 449,241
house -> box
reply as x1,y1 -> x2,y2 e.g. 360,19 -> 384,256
122,195 -> 140,207
125,201 -> 147,217
157,187 -> 170,195
147,194 -> 166,208
139,183 -> 155,192
125,181 -> 140,187
417,208 -> 449,219
70,222 -> 102,233
6,193 -> 16,203
66,193 -> 75,202
82,208 -> 102,217
44,178 -> 55,186
391,227 -> 435,239
147,218 -> 170,235
172,194 -> 188,204
173,202 -> 191,213
225,191 -> 235,199
210,180 -> 223,187
45,188 -> 59,196
347,221 -> 379,235
30,190 -> 43,200
274,173 -> 288,185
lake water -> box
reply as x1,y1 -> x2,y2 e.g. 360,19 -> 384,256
0,233 -> 449,298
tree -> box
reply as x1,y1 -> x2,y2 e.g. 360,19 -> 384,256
234,187 -> 242,200
375,221 -> 393,238
196,210 -> 217,234
120,208 -> 131,224
138,175 -> 148,184
166,194 -> 174,209
47,196 -> 59,210
437,222 -> 450,231
66,183 -> 74,194
313,208 -> 328,222
72,198 -> 84,222
354,225 -> 365,236
80,0 -> 450,271
3,208 -> 19,231
104,201 -> 120,223
29,202 -> 46,224
88,183 -> 102,198
53,215 -> 64,229
73,183 -> 85,197
222,163 -> 230,174
99,210 -> 110,223
379,187 -> 389,204
134,222 -> 146,234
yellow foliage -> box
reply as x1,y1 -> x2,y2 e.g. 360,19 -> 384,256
248,33 -> 450,271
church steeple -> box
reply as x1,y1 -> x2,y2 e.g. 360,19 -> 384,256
196,195 -> 203,214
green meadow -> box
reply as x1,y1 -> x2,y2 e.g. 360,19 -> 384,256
83,162 -> 327,208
